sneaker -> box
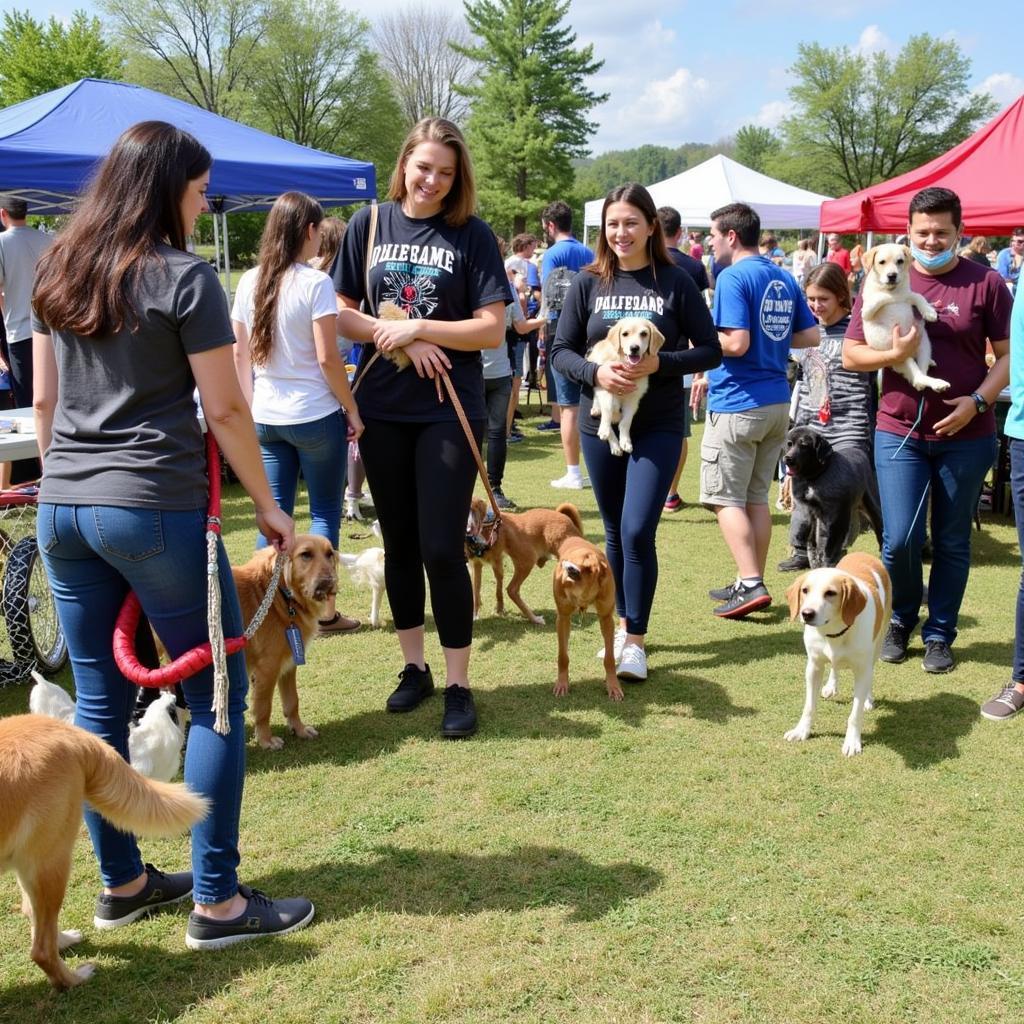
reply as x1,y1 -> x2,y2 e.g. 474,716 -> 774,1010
506,432 -> 524,445
343,495 -> 364,521
713,581 -> 771,619
596,625 -> 627,662
663,493 -> 684,513
777,552 -> 810,573
492,489 -> 516,510
441,685 -> 477,738
94,864 -> 193,929
616,643 -> 648,681
708,580 -> 738,602
550,472 -> 590,489
981,684 -> 1024,721
922,639 -> 954,674
880,622 -> 910,664
185,885 -> 314,950
536,420 -> 560,432
385,663 -> 435,712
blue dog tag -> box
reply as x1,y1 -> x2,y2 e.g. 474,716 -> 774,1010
285,624 -> 306,665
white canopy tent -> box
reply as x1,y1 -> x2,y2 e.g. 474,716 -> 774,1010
582,154 -> 831,240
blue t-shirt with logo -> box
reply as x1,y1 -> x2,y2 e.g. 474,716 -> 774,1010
540,237 -> 594,284
709,255 -> 816,413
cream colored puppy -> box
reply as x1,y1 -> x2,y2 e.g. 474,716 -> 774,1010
860,244 -> 949,392
784,552 -> 892,757
588,317 -> 665,455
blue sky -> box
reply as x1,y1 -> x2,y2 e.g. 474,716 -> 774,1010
7,0 -> 1021,155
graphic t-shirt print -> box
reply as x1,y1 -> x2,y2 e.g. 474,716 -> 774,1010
594,292 -> 664,323
370,241 -> 457,319
759,280 -> 796,342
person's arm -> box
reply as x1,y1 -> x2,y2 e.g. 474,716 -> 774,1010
231,320 -> 253,406
642,274 -> 722,377
718,328 -> 750,357
337,299 -> 505,353
791,325 -> 822,349
842,324 -> 922,371
515,315 -> 545,335
32,330 -> 57,458
933,338 -> 1009,437
312,314 -> 363,440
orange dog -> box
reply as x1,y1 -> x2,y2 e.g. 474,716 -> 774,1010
552,534 -> 622,701
0,715 -> 207,989
233,535 -> 337,750
466,498 -> 583,625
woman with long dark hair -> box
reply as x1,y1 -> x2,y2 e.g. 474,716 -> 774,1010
32,121 -> 313,949
232,192 -> 363,634
550,183 -> 721,680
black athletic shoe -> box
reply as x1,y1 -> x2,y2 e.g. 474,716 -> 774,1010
880,622 -> 911,664
185,885 -> 314,950
713,582 -> 772,619
386,664 -> 435,712
441,685 -> 477,738
777,552 -> 810,573
708,581 -> 738,602
492,489 -> 516,510
94,864 -> 193,929
922,639 -> 954,674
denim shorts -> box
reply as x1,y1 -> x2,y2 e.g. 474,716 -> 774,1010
552,367 -> 581,406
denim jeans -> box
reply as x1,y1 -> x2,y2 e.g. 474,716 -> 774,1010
1011,439 -> 1024,681
483,375 -> 512,488
38,504 -> 248,903
874,429 -> 996,644
255,410 -> 346,549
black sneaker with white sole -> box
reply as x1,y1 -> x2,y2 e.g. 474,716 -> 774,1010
708,581 -> 738,602
185,885 -> 314,950
713,582 -> 772,619
94,864 -> 193,929
880,622 -> 911,664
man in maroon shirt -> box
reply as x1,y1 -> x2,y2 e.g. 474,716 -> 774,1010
843,187 -> 1011,674
826,233 -> 852,276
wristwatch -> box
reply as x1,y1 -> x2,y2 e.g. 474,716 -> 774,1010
970,392 -> 989,414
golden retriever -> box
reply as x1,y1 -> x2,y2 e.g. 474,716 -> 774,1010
552,534 -> 622,701
0,714 -> 207,989
233,534 -> 337,750
587,317 -> 665,455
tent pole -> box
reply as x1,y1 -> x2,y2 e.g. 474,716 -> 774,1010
866,230 -> 874,249
221,212 -> 232,305
212,213 -> 222,285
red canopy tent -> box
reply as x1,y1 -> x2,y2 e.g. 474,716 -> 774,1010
819,94 -> 1024,234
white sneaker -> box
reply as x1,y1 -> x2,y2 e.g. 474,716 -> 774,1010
550,473 -> 591,489
596,626 -> 627,662
616,643 -> 648,681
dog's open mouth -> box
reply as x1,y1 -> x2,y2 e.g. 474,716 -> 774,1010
313,581 -> 338,601
626,352 -> 642,366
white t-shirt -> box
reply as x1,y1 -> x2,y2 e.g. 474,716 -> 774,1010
232,263 -> 340,425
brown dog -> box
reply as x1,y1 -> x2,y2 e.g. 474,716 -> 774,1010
466,498 -> 583,625
0,714 -> 207,989
552,534 -> 622,701
233,534 -> 338,750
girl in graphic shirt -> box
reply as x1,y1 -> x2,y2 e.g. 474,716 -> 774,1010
551,183 -> 721,681
333,118 -> 508,739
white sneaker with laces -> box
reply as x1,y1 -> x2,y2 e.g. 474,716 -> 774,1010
596,626 -> 627,662
550,472 -> 585,489
616,643 -> 648,681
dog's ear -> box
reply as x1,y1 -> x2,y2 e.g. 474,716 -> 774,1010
902,244 -> 913,263
605,321 -> 622,349
786,575 -> 806,621
648,321 -> 666,355
839,576 -> 867,627
862,246 -> 877,272
812,431 -> 831,461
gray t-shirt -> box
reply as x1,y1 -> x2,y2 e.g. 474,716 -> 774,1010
33,247 -> 234,509
0,226 -> 51,342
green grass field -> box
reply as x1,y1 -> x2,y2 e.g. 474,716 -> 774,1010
2,411 -> 1023,1023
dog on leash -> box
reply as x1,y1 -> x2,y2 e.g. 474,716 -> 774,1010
0,714 -> 207,989
784,551 -> 893,756
552,534 -> 622,701
588,317 -> 665,455
860,243 -> 949,392
466,498 -> 583,625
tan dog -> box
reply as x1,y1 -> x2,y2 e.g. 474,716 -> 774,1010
233,534 -> 338,750
784,551 -> 893,756
588,317 -> 665,455
552,535 -> 622,701
376,300 -> 413,371
466,498 -> 583,625
0,714 -> 207,989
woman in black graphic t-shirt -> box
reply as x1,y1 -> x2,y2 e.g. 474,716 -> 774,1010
551,183 -> 721,682
334,118 -> 508,739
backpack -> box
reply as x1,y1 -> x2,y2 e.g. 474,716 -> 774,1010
542,264 -> 579,318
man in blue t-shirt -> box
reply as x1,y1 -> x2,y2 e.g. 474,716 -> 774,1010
539,200 -> 594,489
702,202 -> 819,619
996,228 -> 1024,290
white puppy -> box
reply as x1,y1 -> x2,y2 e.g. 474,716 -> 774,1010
860,243 -> 950,392
29,673 -> 75,723
587,317 -> 665,455
340,522 -> 386,628
784,552 -> 892,757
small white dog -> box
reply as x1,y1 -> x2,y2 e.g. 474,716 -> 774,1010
860,243 -> 950,392
587,317 -> 665,455
340,521 -> 386,628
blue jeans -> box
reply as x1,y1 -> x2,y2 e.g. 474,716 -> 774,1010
1011,439 -> 1024,681
874,429 -> 996,644
256,411 -> 346,548
38,504 -> 248,903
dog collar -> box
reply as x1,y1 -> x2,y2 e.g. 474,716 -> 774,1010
277,583 -> 297,618
821,623 -> 852,638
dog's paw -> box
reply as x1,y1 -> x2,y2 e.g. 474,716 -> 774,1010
70,962 -> 97,986
258,734 -> 285,751
553,679 -> 569,697
597,425 -> 610,441
922,304 -> 938,322
59,929 -> 83,950
930,378 -> 951,392
530,614 -> 546,626
620,438 -> 633,454
607,682 -> 625,702
609,441 -> 622,456
865,695 -> 874,712
784,722 -> 811,742
841,733 -> 863,756
289,723 -> 319,740
821,678 -> 838,699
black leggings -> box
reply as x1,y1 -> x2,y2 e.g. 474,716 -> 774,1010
358,416 -> 484,649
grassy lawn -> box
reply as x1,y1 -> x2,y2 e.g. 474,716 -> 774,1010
2,410 -> 1024,1023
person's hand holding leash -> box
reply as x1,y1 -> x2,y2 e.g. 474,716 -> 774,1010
256,505 -> 295,554
406,340 -> 452,379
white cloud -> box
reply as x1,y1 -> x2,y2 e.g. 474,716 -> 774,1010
753,100 -> 794,130
975,72 -> 1024,107
854,24 -> 896,56
597,67 -> 711,149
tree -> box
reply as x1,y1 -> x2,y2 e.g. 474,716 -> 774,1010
0,10 -> 123,107
373,5 -> 475,127
778,35 -> 996,195
456,0 -> 607,235
733,124 -> 780,174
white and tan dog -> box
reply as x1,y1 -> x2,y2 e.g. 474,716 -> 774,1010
860,243 -> 949,392
784,551 -> 892,756
588,317 -> 665,455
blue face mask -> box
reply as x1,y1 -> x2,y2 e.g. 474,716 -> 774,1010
910,238 -> 959,271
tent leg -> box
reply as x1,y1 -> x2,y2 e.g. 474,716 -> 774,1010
221,212 -> 232,305
212,212 -> 221,277
866,231 -> 874,249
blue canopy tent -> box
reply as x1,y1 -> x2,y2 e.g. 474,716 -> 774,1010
0,78 -> 376,295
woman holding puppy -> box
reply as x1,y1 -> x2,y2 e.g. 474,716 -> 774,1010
551,183 -> 721,680
332,117 -> 508,738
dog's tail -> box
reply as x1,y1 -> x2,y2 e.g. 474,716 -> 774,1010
555,502 -> 583,534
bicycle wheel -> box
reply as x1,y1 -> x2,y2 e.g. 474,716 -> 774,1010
3,535 -> 68,674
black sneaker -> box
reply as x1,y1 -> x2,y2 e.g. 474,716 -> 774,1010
981,685 -> 1024,721
708,581 -> 738,602
880,622 -> 910,664
441,685 -> 477,738
492,489 -> 516,510
922,639 -> 954,674
386,664 -> 435,712
777,552 -> 810,573
94,864 -> 193,929
713,581 -> 772,619
185,885 -> 314,950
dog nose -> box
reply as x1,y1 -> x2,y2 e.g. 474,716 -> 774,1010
801,608 -> 815,622
886,272 -> 898,282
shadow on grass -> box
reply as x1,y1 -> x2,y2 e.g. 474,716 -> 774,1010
251,845 -> 662,924
869,691 -> 978,768
973,516 -> 1020,567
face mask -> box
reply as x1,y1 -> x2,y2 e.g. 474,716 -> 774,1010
910,237 -> 959,271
